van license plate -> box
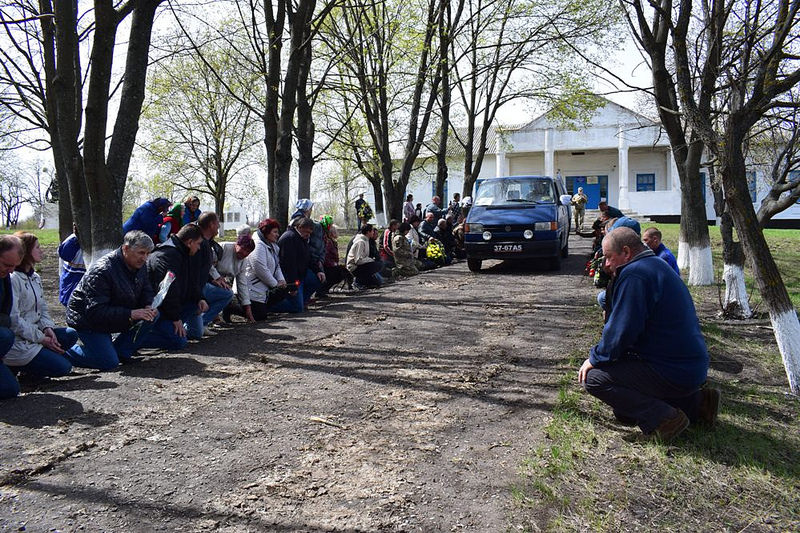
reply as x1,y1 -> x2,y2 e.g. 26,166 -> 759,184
494,244 -> 522,252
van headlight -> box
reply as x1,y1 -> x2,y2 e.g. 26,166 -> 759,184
534,221 -> 557,231
466,223 -> 483,233
523,229 -> 534,239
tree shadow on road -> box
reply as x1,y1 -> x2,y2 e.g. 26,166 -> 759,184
118,356 -> 235,380
0,393 -> 118,429
19,480 -> 373,532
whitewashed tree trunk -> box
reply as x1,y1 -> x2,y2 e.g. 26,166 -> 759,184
722,263 -> 752,318
678,240 -> 690,270
686,244 -> 714,285
771,310 -> 800,394
85,247 -> 114,269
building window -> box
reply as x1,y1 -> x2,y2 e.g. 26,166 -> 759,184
699,171 -> 706,201
636,173 -> 656,192
746,171 -> 757,203
598,175 -> 608,201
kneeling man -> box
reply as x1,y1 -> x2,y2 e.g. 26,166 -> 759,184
66,231 -> 158,370
578,227 -> 718,442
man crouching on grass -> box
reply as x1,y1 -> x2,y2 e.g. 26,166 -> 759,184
577,227 -> 720,442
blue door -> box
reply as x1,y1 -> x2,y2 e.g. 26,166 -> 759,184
573,176 -> 601,208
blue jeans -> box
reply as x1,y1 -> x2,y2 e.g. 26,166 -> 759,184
0,327 -> 19,399
138,303 -> 203,350
13,328 -> 77,378
67,319 -> 157,371
202,283 -> 234,325
268,270 -> 321,313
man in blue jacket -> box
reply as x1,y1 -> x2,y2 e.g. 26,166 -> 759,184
578,227 -> 718,442
643,227 -> 680,276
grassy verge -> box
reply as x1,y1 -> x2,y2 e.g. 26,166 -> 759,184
649,223 -> 800,309
0,228 -> 62,246
512,289 -> 800,530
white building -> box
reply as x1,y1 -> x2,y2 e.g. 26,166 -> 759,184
399,98 -> 800,227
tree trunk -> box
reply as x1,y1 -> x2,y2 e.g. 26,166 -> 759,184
296,34 -> 314,199
711,165 -> 751,319
369,178 -> 384,223
722,136 -> 800,393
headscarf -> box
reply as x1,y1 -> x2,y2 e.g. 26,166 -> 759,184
291,198 -> 314,220
166,203 -> 183,219
319,215 -> 333,230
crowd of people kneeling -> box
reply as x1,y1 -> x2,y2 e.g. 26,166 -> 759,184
0,195 -> 471,398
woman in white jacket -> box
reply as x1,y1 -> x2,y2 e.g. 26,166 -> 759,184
228,219 -> 290,321
5,232 -> 77,381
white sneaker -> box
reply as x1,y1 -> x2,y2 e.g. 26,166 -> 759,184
203,326 -> 217,336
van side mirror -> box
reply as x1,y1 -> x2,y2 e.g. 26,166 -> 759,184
559,194 -> 572,206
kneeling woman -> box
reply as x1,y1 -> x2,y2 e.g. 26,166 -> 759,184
4,233 -> 77,397
235,219 -> 292,321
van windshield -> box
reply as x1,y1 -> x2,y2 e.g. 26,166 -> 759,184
474,178 -> 556,206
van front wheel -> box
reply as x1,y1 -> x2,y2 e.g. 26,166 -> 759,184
467,258 -> 482,272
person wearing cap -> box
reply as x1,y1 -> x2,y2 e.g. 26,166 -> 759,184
123,198 -> 172,242
578,227 -> 717,442
447,193 -> 462,221
317,217 -> 351,296
571,187 -> 589,232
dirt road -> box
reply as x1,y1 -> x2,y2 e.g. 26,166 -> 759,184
0,236 -> 597,531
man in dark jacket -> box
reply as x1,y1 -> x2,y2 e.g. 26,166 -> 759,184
578,228 -> 718,442
65,231 -> 159,370
140,224 -> 206,349
197,212 -> 233,331
0,236 -> 24,398
272,217 -> 324,313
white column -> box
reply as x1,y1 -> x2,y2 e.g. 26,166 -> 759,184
544,128 -> 555,178
618,125 -> 630,210
495,149 -> 507,177
668,150 -> 680,191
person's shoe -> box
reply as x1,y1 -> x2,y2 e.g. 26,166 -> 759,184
650,410 -> 689,443
698,387 -> 721,427
222,307 -> 232,324
353,281 -> 367,291
203,326 -> 217,337
614,413 -> 638,427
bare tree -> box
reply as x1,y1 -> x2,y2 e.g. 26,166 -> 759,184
753,103 -> 800,225
140,36 -> 260,227
322,0 -> 446,220
621,0 -> 715,285
669,0 -> 800,392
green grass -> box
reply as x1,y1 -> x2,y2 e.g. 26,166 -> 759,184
511,295 -> 800,531
647,223 -> 800,309
0,228 -> 62,246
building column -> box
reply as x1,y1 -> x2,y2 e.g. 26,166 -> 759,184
496,149 -> 507,177
618,125 -> 630,210
667,150 -> 679,191
544,128 -> 555,178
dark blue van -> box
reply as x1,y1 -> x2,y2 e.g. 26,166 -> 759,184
464,175 -> 572,271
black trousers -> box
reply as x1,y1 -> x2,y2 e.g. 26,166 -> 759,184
319,265 -> 351,293
584,358 -> 703,433
225,288 -> 290,321
353,261 -> 383,286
